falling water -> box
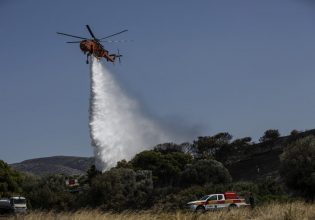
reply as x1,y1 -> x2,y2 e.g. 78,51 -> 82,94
89,58 -> 171,171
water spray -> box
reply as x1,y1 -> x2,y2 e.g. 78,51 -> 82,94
89,58 -> 170,171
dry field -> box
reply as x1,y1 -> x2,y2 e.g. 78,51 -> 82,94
8,202 -> 315,220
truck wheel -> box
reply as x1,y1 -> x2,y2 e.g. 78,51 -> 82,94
195,206 -> 205,213
229,204 -> 237,210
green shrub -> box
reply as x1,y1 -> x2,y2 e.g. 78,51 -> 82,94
87,168 -> 153,211
280,136 -> 315,201
0,160 -> 24,197
131,151 -> 192,187
180,159 -> 232,187
153,186 -> 206,211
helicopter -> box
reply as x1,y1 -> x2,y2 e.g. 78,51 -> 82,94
57,25 -> 128,64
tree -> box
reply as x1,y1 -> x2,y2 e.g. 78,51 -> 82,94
280,136 -> 315,201
24,174 -> 75,210
87,165 -> 101,184
88,168 -> 153,210
192,132 -> 233,159
180,159 -> 232,187
289,129 -> 301,142
131,150 -> 192,187
215,136 -> 253,164
290,129 -> 300,136
116,159 -> 133,169
153,142 -> 195,154
232,137 -> 252,146
259,129 -> 280,143
154,143 -> 183,153
0,160 -> 24,197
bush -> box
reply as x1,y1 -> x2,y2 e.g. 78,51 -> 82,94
153,186 -> 206,211
131,151 -> 192,187
180,159 -> 232,187
24,174 -> 75,211
0,160 -> 24,197
88,168 -> 153,211
230,181 -> 259,196
280,136 -> 315,201
257,176 -> 285,196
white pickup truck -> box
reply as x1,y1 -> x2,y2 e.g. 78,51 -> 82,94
186,192 -> 248,212
0,196 -> 27,214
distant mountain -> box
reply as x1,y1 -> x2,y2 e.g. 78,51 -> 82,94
10,156 -> 94,176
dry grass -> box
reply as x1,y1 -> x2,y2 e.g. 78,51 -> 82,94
9,202 -> 315,220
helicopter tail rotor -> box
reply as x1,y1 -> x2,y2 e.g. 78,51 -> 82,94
110,49 -> 122,63
116,49 -> 122,64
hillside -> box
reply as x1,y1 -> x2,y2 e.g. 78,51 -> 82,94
9,129 -> 315,179
227,129 -> 315,181
10,156 -> 94,176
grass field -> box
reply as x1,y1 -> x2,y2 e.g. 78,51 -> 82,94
8,202 -> 315,220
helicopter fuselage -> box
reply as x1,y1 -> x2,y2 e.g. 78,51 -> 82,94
79,40 -> 115,62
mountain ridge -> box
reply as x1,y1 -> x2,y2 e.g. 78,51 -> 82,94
10,156 -> 94,176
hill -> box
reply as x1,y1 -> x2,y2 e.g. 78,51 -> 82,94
9,129 -> 315,179
10,156 -> 94,176
227,129 -> 315,181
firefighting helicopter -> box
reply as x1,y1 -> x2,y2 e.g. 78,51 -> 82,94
57,25 -> 128,64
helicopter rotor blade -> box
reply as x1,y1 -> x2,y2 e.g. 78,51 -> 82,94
100,39 -> 133,43
86,25 -> 98,40
57,32 -> 87,40
99,30 -> 128,40
66,41 -> 82,43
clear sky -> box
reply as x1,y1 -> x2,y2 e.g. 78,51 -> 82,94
1,0 -> 315,163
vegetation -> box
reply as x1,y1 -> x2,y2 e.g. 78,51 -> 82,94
130,150 -> 192,187
192,132 -> 233,159
22,174 -> 76,210
1,129 -> 315,213
280,136 -> 315,201
180,159 -> 232,187
7,202 -> 315,220
0,160 -> 24,197
259,129 -> 280,143
86,168 -> 153,211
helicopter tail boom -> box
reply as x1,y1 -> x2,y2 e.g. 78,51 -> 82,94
109,51 -> 122,63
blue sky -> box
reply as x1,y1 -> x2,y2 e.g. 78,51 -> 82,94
1,0 -> 315,163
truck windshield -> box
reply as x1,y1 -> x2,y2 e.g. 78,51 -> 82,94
200,195 -> 209,200
13,199 -> 26,204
